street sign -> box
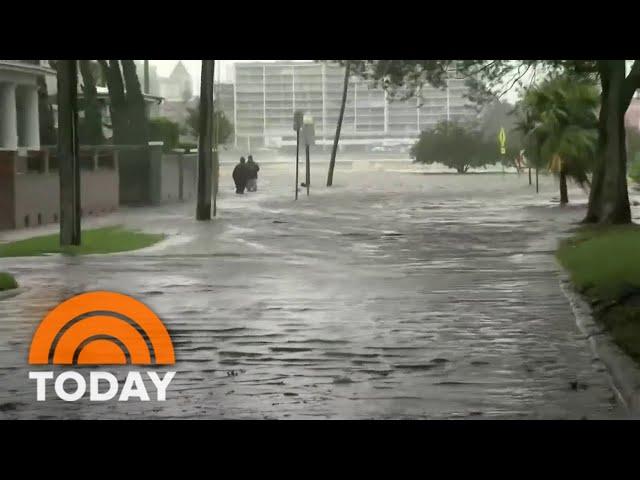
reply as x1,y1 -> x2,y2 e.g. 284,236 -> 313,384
293,110 -> 304,131
303,115 -> 315,146
498,127 -> 506,155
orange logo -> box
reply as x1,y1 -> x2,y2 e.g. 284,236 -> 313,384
29,291 -> 175,365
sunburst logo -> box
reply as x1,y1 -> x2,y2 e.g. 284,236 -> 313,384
28,291 -> 176,402
29,291 -> 174,365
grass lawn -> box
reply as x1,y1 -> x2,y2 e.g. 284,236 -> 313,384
0,272 -> 18,291
557,224 -> 640,363
0,226 -> 164,258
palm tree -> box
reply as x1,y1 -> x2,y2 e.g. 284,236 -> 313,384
327,61 -> 350,187
517,76 -> 599,204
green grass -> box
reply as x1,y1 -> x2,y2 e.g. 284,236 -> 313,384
0,226 -> 164,258
0,272 -> 18,291
557,224 -> 640,363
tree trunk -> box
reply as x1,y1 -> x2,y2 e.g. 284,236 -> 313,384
536,167 -> 539,193
79,60 -> 104,145
327,61 -> 350,187
528,167 -> 531,185
559,163 -> 568,205
99,60 -> 128,145
583,60 -> 631,224
196,60 -> 214,221
121,59 -> 149,146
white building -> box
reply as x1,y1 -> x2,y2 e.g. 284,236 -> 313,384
0,60 -> 55,150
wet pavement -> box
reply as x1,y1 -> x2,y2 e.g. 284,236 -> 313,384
0,163 -> 629,419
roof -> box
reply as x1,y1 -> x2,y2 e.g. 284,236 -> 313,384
170,61 -> 191,80
0,60 -> 55,77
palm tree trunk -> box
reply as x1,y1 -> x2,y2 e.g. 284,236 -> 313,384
327,61 -> 350,187
98,60 -> 128,145
79,60 -> 104,145
121,60 -> 149,146
37,75 -> 56,145
559,163 -> 568,205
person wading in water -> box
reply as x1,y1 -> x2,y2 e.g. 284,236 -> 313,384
233,157 -> 249,194
246,155 -> 260,192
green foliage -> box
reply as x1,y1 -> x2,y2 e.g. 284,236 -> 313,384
410,120 -> 499,173
0,272 -> 18,291
557,225 -> 640,363
185,99 -> 234,145
0,227 -> 164,257
515,75 -> 599,186
149,117 -> 180,151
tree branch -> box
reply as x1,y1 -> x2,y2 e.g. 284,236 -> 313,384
623,60 -> 640,107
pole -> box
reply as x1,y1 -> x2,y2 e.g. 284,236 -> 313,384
306,144 -> 310,196
528,166 -> 532,185
144,60 -> 150,94
58,60 -> 81,246
213,60 -> 220,217
196,60 -> 214,221
536,167 -> 539,193
295,129 -> 300,200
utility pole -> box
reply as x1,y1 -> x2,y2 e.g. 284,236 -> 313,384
294,110 -> 303,200
144,60 -> 150,94
57,60 -> 81,246
196,60 -> 214,221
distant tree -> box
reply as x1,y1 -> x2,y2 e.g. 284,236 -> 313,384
411,120 -> 497,173
149,117 -> 180,151
185,100 -> 233,145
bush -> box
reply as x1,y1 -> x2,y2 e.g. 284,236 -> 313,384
0,272 -> 18,291
411,120 -> 498,173
149,117 -> 180,152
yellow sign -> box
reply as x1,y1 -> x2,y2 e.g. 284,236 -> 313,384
498,127 -> 506,151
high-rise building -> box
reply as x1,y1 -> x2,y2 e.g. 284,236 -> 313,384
233,61 -> 477,150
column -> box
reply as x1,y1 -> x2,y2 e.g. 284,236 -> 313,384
0,83 -> 18,150
21,85 -> 40,149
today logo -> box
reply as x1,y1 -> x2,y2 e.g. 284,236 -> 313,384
28,291 -> 176,402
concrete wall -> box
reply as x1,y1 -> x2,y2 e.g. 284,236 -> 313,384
158,152 -> 197,202
0,148 -> 119,230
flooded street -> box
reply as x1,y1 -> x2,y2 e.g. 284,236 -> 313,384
0,163 -> 628,419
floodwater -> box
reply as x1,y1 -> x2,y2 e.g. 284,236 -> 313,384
0,162 -> 631,419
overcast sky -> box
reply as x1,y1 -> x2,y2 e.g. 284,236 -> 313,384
151,60 -> 290,91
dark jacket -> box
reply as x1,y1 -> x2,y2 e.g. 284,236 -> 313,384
246,160 -> 260,180
233,163 -> 248,187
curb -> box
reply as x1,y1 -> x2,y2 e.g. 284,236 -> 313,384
0,287 -> 23,300
559,274 -> 640,418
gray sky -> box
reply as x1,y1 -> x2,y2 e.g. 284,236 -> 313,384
151,60 -> 289,91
